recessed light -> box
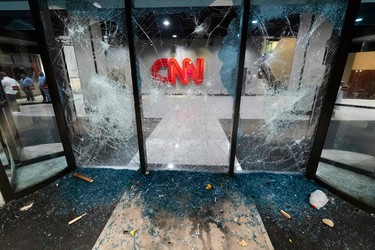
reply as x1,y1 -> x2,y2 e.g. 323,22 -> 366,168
355,18 -> 363,22
172,34 -> 177,38
252,20 -> 258,24
93,2 -> 102,8
163,20 -> 170,26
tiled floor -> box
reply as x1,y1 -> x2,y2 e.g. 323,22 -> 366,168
321,149 -> 375,173
6,95 -> 375,182
317,162 -> 375,207
0,96 -> 375,249
94,192 -> 273,249
20,143 -> 64,161
13,156 -> 67,191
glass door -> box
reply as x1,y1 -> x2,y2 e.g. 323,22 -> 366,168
236,0 -> 351,172
130,0 -> 242,172
43,0 -> 139,168
317,50 -> 375,208
0,25 -> 70,199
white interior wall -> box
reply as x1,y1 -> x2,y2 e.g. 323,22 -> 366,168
135,39 -> 228,95
289,14 -> 333,112
71,24 -> 97,102
64,17 -> 333,99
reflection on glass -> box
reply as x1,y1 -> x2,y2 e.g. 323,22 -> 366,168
131,1 -> 242,171
317,49 -> 375,208
0,36 -> 66,191
46,1 -> 138,167
236,1 -> 349,171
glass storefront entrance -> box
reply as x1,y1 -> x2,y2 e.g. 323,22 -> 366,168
1,0 -> 372,211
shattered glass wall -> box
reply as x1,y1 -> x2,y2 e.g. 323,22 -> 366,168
131,1 -> 242,171
46,0 -> 139,167
236,1 -> 348,172
42,0 -> 351,172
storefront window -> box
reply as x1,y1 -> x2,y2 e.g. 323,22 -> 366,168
130,1 -> 242,171
46,0 -> 139,167
236,0 -> 348,172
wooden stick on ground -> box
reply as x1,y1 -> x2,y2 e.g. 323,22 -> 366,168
68,213 -> 87,225
73,173 -> 94,183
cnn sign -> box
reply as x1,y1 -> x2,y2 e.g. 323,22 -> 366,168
151,58 -> 204,84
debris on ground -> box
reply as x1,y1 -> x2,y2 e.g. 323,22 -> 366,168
19,203 -> 34,211
205,183 -> 213,190
309,190 -> 328,209
73,173 -> 94,183
238,239 -> 248,246
322,218 -> 334,228
239,216 -> 248,223
68,213 -> 87,225
280,210 -> 291,219
208,216 -> 222,228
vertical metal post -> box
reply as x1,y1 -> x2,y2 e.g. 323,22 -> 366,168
228,0 -> 250,176
28,0 -> 77,170
125,0 -> 147,174
0,162 -> 13,202
306,0 -> 361,179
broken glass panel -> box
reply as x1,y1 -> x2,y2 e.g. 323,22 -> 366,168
0,30 -> 67,191
317,45 -> 375,207
131,1 -> 242,171
235,0 -> 349,172
46,0 -> 139,168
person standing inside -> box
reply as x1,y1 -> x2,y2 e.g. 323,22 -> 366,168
38,72 -> 51,102
0,71 -> 21,113
20,74 -> 35,102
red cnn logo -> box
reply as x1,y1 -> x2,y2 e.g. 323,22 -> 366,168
151,58 -> 204,84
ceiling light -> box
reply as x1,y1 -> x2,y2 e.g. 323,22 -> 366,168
355,18 -> 363,22
172,34 -> 177,38
252,20 -> 258,24
163,20 -> 170,26
92,2 -> 102,8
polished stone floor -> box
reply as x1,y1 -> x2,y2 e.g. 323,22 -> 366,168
1,95 -> 373,206
317,162 -> 375,207
13,156 -> 67,191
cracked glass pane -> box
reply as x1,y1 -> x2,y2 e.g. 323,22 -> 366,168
46,0 -> 139,168
131,1 -> 242,171
43,0 -> 350,173
236,0 -> 349,172
317,42 -> 375,207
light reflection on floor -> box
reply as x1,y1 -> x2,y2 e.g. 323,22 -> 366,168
317,162 -> 375,207
13,156 -> 67,191
3,95 -> 375,205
